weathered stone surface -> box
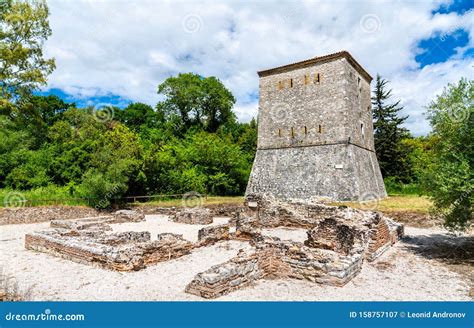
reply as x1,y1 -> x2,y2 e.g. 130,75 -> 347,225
198,224 -> 230,244
171,208 -> 213,225
246,51 -> 386,201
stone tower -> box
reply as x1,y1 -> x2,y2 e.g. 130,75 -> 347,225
246,51 -> 386,201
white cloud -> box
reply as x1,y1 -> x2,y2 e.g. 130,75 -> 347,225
43,0 -> 474,135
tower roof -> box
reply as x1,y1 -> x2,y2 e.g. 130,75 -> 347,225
257,51 -> 372,82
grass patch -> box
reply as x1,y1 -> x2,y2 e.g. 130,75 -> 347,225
0,186 -> 89,207
0,187 -> 244,208
131,196 -> 244,207
333,194 -> 432,214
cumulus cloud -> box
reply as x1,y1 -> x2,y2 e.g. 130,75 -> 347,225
43,0 -> 474,135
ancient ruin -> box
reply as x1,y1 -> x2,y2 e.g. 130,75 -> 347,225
246,51 -> 386,201
24,192 -> 403,299
185,194 -> 403,298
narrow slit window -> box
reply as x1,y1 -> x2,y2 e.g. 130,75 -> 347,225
291,127 -> 295,138
278,129 -> 282,137
361,123 -> 364,138
318,125 -> 322,133
289,78 -> 293,88
304,126 -> 308,135
315,73 -> 320,84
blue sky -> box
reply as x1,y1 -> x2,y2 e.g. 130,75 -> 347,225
41,0 -> 474,135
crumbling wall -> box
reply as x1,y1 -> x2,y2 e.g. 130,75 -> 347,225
197,224 -> 230,245
185,250 -> 267,299
186,235 -> 365,298
305,218 -> 367,256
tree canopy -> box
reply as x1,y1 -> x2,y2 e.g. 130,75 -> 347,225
423,78 -> 473,230
0,0 -> 55,105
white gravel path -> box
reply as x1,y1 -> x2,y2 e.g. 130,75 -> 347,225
0,216 -> 471,301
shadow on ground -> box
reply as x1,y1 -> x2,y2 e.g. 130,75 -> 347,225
401,232 -> 473,297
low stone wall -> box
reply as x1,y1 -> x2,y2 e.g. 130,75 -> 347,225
171,208 -> 213,225
50,210 -> 145,231
25,229 -> 193,271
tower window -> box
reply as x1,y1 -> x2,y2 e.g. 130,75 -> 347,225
304,75 -> 310,85
278,129 -> 282,137
361,123 -> 364,138
318,125 -> 322,133
289,78 -> 293,88
304,126 -> 308,135
315,73 -> 320,84
291,127 -> 295,138
277,81 -> 283,90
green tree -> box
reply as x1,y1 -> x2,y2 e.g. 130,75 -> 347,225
115,102 -> 159,132
157,73 -> 236,133
0,0 -> 55,105
79,123 -> 143,208
372,74 -> 411,181
424,78 -> 473,230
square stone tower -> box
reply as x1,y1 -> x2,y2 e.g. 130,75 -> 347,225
246,51 -> 387,201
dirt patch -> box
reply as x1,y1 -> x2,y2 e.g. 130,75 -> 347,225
382,211 -> 442,228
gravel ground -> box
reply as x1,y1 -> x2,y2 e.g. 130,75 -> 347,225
0,216 -> 471,301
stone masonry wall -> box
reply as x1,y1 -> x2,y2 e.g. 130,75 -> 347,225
246,53 -> 386,201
